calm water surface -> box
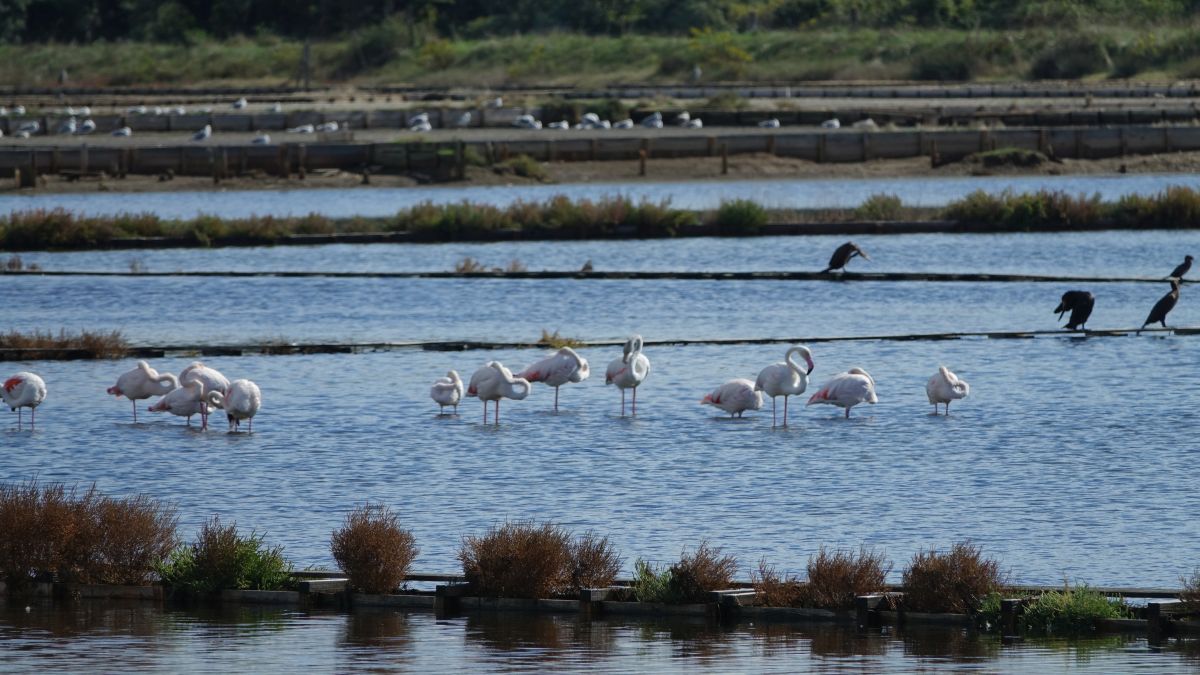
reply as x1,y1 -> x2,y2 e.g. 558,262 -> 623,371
3,602 -> 1199,673
3,173 -> 1200,218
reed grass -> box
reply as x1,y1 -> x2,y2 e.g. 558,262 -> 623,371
330,503 -> 418,595
538,329 -> 583,349
1180,568 -> 1200,610
1019,582 -> 1133,634
901,542 -> 1006,614
0,329 -> 129,359
157,516 -> 294,594
631,541 -> 738,604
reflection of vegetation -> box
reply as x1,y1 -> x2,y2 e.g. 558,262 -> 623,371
342,609 -> 415,649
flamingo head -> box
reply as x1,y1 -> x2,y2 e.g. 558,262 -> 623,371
701,393 -> 717,405
107,385 -> 122,397
803,354 -> 815,375
147,399 -> 167,413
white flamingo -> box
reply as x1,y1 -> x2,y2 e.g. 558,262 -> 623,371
207,379 -> 262,432
807,368 -> 877,418
180,361 -> 230,427
148,380 -> 209,428
430,370 -> 464,415
3,372 -> 47,430
755,346 -> 815,427
702,379 -> 762,418
466,361 -> 531,424
107,360 -> 179,423
605,335 -> 650,416
926,366 -> 969,415
519,347 -> 590,412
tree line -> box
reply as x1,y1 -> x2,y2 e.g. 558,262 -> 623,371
2,0 -> 1197,44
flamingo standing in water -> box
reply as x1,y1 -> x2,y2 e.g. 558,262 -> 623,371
605,335 -> 650,416
807,368 -> 877,418
180,362 -> 230,427
519,347 -> 590,412
147,380 -> 209,428
702,379 -> 762,418
107,360 -> 179,422
3,372 -> 46,430
926,366 -> 969,415
206,379 -> 262,432
466,361 -> 531,424
755,346 -> 815,427
430,370 -> 464,415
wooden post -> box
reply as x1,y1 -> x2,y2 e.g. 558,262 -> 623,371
117,148 -> 127,178
130,148 -> 139,175
51,147 -> 60,173
297,143 -> 307,180
638,149 -> 647,176
1038,128 -> 1047,153
720,142 -> 728,174
80,144 -> 88,175
1000,598 -> 1022,636
707,136 -> 715,157
817,134 -> 826,163
855,594 -> 884,632
930,139 -> 940,168
766,135 -> 776,156
278,146 -> 288,178
640,137 -> 650,162
590,138 -> 598,161
13,167 -> 20,189
178,146 -> 186,175
220,147 -> 229,181
979,129 -> 988,152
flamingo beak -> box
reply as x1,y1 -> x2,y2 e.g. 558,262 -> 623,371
107,386 -> 121,396
806,359 -> 815,375
701,394 -> 712,404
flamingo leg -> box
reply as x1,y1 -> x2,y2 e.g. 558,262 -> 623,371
482,401 -> 488,424
248,417 -> 253,434
17,408 -> 22,430
31,407 -> 35,430
132,399 -> 138,423
620,388 -> 626,417
495,400 -> 501,425
771,397 -> 777,427
945,401 -> 951,415
783,396 -> 789,427
632,387 -> 637,416
844,407 -> 850,419
554,387 -> 560,412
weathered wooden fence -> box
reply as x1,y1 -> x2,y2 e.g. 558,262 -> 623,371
4,125 -> 1200,179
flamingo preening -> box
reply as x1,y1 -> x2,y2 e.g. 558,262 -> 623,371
755,346 -> 815,427
605,335 -> 650,416
519,347 -> 590,412
180,362 -> 230,427
107,360 -> 179,423
466,362 -> 531,424
147,380 -> 209,428
430,370 -> 464,415
701,379 -> 762,418
206,379 -> 262,433
807,368 -> 877,418
3,372 -> 46,430
925,366 -> 969,415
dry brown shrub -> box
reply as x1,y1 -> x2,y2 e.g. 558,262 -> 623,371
752,558 -> 806,607
569,531 -> 622,590
1181,568 -> 1200,610
330,503 -> 419,594
454,256 -> 486,273
901,542 -> 1005,614
667,540 -> 739,603
801,546 -> 891,610
459,521 -> 573,599
0,481 -> 84,587
86,495 -> 179,585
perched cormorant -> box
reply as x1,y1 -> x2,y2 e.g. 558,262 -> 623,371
1168,255 -> 1193,280
1054,290 -> 1095,330
822,242 -> 870,273
1140,279 -> 1181,333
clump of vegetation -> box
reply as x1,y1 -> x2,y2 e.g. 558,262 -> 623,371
459,521 -> 620,599
330,503 -> 419,595
0,329 -> 129,359
631,541 -> 738,604
854,194 -> 904,221
802,546 -> 891,610
1179,568 -> 1200,610
157,516 -> 294,595
969,147 -> 1052,169
751,558 -> 806,607
4,254 -> 41,271
494,154 -> 548,181
454,256 -> 487,273
712,199 -> 768,234
539,329 -> 584,349
1019,582 -> 1132,634
0,480 -> 177,590
901,542 -> 1006,614
941,189 -> 1105,229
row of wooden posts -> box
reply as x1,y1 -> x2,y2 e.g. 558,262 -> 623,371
5,124 -> 1200,186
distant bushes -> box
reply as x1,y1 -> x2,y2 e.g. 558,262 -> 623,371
0,329 -> 129,359
157,516 -> 294,594
1019,583 -> 1133,633
0,480 -> 177,589
459,521 -> 621,599
632,541 -> 739,604
751,546 -> 892,610
712,199 -> 767,234
330,503 -> 418,595
902,542 -> 1006,614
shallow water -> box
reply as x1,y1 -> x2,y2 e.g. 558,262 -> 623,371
3,173 -> 1200,218
2,602 -> 1198,674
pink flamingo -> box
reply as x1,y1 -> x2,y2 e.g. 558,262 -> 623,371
701,379 -> 762,418
605,335 -> 650,416
519,347 -> 590,412
3,371 -> 47,430
807,368 -> 877,418
466,361 -> 531,424
107,360 -> 179,422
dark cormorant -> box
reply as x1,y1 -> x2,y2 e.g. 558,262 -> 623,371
1140,279 -> 1181,333
822,242 -> 870,273
1054,290 -> 1095,330
1167,255 -> 1193,280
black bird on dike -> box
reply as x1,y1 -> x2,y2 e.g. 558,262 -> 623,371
1054,290 -> 1094,330
1140,279 -> 1181,333
822,241 -> 870,273
1167,255 -> 1193,280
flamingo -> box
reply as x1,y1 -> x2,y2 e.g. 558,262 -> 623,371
465,361 -> 531,424
3,372 -> 47,430
605,335 -> 650,416
701,379 -> 762,418
755,346 -> 815,427
519,347 -> 590,412
430,370 -> 464,415
207,379 -> 262,433
807,368 -> 877,418
107,360 -> 179,422
180,361 -> 230,427
926,366 -> 969,416
148,380 -> 208,428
